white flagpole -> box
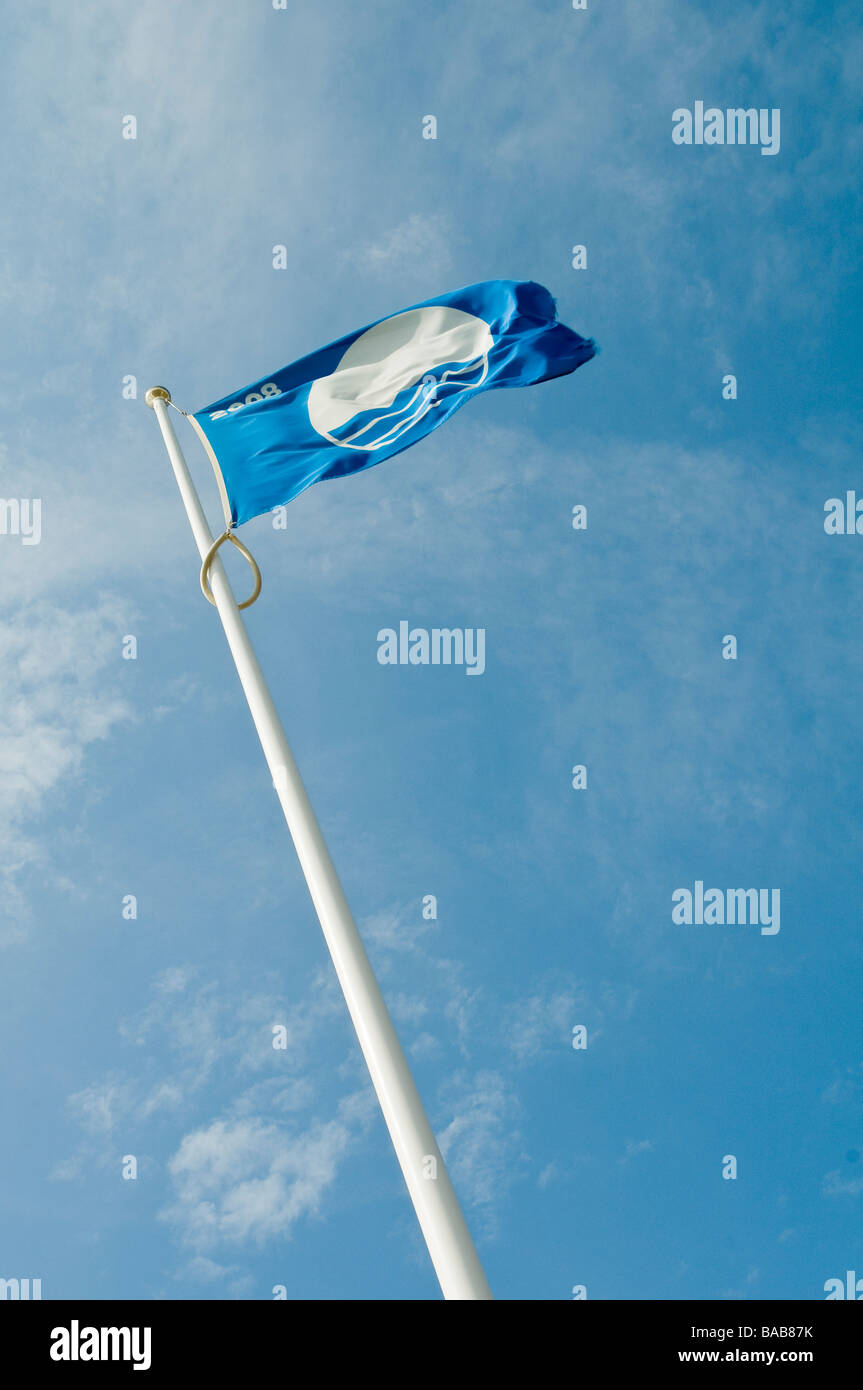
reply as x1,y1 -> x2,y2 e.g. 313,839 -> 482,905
145,387 -> 492,1301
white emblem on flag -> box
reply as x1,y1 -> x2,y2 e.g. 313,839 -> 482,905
307,305 -> 494,450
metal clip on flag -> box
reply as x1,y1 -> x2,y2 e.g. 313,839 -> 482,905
146,281 -> 596,1300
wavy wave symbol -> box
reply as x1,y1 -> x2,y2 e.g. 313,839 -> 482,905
308,305 -> 495,451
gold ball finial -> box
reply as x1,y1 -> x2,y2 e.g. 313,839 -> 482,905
145,386 -> 172,407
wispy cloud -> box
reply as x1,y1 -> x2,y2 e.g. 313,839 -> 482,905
162,1089 -> 375,1250
438,1069 -> 526,1235
341,213 -> 456,284
0,598 -> 133,937
619,1138 -> 654,1166
822,1169 -> 863,1199
504,984 -> 585,1062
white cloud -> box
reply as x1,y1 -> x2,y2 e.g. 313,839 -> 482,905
619,1138 -> 654,1165
438,1070 -> 525,1232
505,986 -> 583,1062
361,902 -> 482,1055
362,903 -> 438,953
409,1031 -> 440,1060
117,964 -> 343,1090
389,991 -> 430,1025
0,596 -> 133,937
341,213 -> 456,282
66,1078 -> 126,1137
822,1169 -> 863,1199
53,963 -> 373,1264
162,1090 -> 373,1250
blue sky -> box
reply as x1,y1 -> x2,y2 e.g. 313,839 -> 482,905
1,0 -> 861,1300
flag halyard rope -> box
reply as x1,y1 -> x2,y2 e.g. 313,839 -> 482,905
200,527 -> 262,610
168,397 -> 262,610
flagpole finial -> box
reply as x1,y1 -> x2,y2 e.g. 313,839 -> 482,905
145,386 -> 171,407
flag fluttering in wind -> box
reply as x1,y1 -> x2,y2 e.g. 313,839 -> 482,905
147,279 -> 596,1297
190,279 -> 597,527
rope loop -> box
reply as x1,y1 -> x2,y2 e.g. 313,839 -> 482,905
200,529 -> 262,610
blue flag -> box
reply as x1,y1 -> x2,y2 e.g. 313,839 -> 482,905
191,279 -> 597,527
